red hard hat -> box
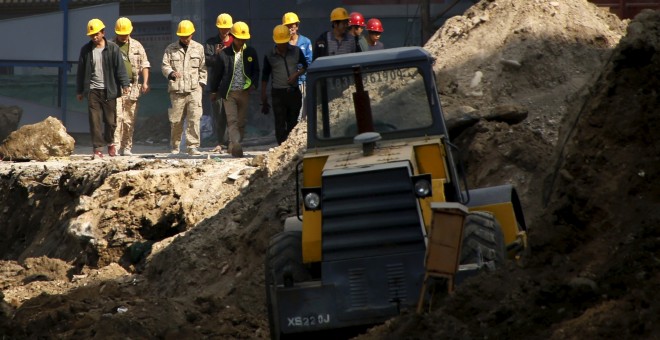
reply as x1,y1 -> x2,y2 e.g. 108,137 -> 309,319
349,12 -> 366,27
366,18 -> 384,32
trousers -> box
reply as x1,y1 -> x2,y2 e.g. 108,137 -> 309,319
271,87 -> 302,145
114,83 -> 141,150
223,89 -> 250,146
88,89 -> 116,149
168,87 -> 202,151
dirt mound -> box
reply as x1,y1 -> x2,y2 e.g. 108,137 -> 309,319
430,0 -> 624,143
358,7 -> 660,340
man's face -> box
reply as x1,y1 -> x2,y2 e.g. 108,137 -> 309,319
218,27 -> 230,39
90,30 -> 104,46
233,37 -> 245,50
334,20 -> 349,33
369,31 -> 382,42
286,23 -> 299,37
350,26 -> 364,36
179,34 -> 192,46
116,34 -> 129,43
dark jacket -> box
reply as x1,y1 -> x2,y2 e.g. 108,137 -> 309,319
209,44 -> 259,99
313,31 -> 362,61
76,38 -> 129,100
204,34 -> 233,91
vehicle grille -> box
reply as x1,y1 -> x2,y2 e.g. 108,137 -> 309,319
321,163 -> 425,261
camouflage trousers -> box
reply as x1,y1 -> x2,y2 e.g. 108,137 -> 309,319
168,88 -> 202,151
114,84 -> 141,151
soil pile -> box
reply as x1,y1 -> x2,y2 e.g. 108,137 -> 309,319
358,6 -> 660,340
3,0 -> 659,339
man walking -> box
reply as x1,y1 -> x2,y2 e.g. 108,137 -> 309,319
282,11 -> 312,121
313,7 -> 357,61
204,13 -> 234,153
348,12 -> 368,52
209,22 -> 259,157
261,25 -> 308,145
113,17 -> 150,156
162,20 -> 207,156
76,18 -> 129,159
365,18 -> 385,50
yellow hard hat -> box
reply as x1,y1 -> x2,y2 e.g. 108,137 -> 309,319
230,21 -> 250,40
330,7 -> 349,22
86,18 -> 105,36
216,13 -> 233,28
115,17 -> 133,35
176,20 -> 195,36
273,25 -> 290,44
282,12 -> 300,25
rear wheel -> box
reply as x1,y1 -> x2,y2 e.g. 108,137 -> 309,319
460,211 -> 507,269
265,231 -> 311,340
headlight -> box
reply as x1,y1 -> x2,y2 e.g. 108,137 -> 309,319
412,174 -> 433,198
301,187 -> 322,211
304,192 -> 321,210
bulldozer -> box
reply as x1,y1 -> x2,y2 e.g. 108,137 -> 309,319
265,46 -> 528,339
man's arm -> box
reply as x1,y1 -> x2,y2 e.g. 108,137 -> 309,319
204,37 -> 216,68
137,42 -> 151,93
198,46 -> 207,87
209,52 -> 225,101
76,45 -> 86,101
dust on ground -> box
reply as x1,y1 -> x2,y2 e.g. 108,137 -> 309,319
2,0 -> 659,338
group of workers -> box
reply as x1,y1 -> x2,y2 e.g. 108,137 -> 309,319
75,7 -> 386,159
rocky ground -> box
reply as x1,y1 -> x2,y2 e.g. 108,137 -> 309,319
2,0 -> 659,338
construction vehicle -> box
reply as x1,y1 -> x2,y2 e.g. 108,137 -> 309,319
265,46 -> 528,339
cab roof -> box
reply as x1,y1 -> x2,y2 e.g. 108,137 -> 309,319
307,46 -> 435,74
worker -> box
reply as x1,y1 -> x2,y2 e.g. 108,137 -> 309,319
162,20 -> 207,155
76,18 -> 129,159
313,7 -> 357,60
365,18 -> 385,50
282,11 -> 312,121
209,22 -> 260,157
348,12 -> 368,52
204,13 -> 234,153
112,17 -> 151,156
261,25 -> 308,145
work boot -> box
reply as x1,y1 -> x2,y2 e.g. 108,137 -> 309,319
171,148 -> 180,154
230,142 -> 243,157
108,144 -> 117,157
120,149 -> 133,156
93,149 -> 103,159
187,148 -> 201,156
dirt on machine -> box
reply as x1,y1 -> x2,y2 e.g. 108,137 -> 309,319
264,46 -> 529,339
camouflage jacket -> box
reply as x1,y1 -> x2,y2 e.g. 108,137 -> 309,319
113,36 -> 150,83
161,40 -> 207,93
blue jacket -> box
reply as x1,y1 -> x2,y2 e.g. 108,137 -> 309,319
296,34 -> 313,85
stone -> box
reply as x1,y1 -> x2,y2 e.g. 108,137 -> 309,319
485,104 -> 529,124
0,116 -> 75,161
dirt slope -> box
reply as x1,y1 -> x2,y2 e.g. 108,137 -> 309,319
3,0 -> 659,339
358,7 -> 660,340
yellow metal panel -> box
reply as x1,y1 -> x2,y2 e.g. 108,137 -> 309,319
302,209 -> 322,263
303,156 -> 327,187
420,179 -> 447,233
469,202 -> 518,246
414,144 -> 448,181
301,156 -> 327,264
